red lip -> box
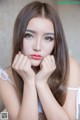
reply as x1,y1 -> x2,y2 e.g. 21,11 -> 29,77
30,54 -> 42,60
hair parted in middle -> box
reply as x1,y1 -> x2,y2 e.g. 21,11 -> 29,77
12,1 -> 69,106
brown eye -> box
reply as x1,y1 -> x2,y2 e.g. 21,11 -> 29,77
45,36 -> 54,41
24,33 -> 33,39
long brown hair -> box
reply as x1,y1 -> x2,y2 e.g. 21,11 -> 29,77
11,0 -> 69,110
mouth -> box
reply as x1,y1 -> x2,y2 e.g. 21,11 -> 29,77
30,54 -> 43,60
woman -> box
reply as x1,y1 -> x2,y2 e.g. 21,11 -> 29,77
0,1 -> 80,120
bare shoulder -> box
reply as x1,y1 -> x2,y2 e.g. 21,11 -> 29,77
0,66 -> 20,119
0,66 -> 17,88
5,66 -> 14,80
63,57 -> 80,119
0,66 -> 19,97
4,66 -> 17,88
68,56 -> 80,87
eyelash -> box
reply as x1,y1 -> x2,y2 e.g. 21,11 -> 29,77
24,33 -> 54,41
24,33 -> 33,39
45,36 -> 54,41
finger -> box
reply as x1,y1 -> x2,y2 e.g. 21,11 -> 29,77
41,61 -> 47,71
40,58 -> 48,70
20,56 -> 29,69
12,54 -> 19,68
44,55 -> 55,70
12,51 -> 23,68
24,58 -> 31,71
40,58 -> 44,69
15,54 -> 28,69
50,56 -> 55,64
44,55 -> 52,68
51,56 -> 56,69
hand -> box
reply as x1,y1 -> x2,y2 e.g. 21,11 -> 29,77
12,51 -> 35,84
35,55 -> 56,85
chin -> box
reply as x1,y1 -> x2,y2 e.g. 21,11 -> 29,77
31,62 -> 40,67
30,59 -> 41,67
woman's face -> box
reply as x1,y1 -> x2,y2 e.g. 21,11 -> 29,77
22,17 -> 55,67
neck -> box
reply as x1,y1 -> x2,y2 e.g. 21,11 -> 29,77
31,66 -> 40,74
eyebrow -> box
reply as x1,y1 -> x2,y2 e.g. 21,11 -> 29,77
25,29 -> 36,34
25,29 -> 55,35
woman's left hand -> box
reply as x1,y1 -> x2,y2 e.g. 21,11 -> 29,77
35,55 -> 56,85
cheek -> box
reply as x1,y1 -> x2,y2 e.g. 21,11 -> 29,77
22,40 -> 32,55
43,43 -> 55,55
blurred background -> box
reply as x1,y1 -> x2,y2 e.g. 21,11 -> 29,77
0,0 -> 80,69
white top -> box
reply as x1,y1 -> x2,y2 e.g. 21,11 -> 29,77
0,67 -> 80,119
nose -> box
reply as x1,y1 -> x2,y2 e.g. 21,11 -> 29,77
33,39 -> 41,51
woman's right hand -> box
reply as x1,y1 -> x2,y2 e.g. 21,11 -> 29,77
12,51 -> 35,84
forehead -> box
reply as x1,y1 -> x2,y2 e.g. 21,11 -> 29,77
26,17 -> 54,32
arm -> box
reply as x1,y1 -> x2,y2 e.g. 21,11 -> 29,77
36,83 -> 71,120
0,75 -> 38,120
12,52 -> 38,120
35,56 -> 80,120
18,80 -> 38,120
63,57 -> 80,120
0,78 -> 20,120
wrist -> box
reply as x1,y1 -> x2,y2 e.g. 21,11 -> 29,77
36,80 -> 48,89
24,78 -> 35,87
24,81 -> 36,93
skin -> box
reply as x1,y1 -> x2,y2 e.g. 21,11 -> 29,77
22,17 -> 55,67
12,17 -> 56,84
12,17 -> 80,120
12,17 -> 57,120
0,17 -> 80,120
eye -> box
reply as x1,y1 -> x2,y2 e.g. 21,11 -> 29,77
24,33 -> 33,40
45,36 -> 54,41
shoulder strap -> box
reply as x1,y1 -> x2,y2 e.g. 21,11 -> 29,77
76,87 -> 80,119
67,87 -> 80,119
0,67 -> 14,85
67,87 -> 79,91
